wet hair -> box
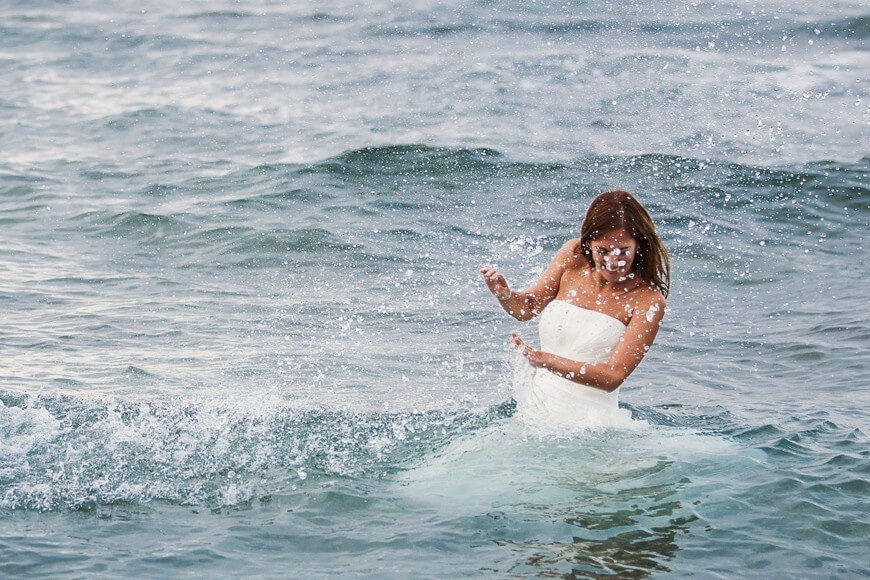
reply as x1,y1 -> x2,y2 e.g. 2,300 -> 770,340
579,190 -> 670,297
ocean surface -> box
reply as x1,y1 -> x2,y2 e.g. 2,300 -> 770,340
1,0 -> 868,577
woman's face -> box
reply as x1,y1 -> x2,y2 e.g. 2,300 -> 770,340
589,228 -> 638,281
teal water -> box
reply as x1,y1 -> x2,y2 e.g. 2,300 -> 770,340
1,1 -> 868,577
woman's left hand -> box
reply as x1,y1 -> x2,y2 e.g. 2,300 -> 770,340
510,332 -> 548,368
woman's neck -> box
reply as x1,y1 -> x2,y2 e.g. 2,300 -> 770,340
591,268 -> 642,294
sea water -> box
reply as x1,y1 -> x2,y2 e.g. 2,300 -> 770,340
1,0 -> 867,576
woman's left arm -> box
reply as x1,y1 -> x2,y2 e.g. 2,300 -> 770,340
512,293 -> 666,392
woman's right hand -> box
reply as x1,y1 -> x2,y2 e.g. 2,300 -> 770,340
480,268 -> 511,300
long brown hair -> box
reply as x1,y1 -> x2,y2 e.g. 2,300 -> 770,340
579,190 -> 670,297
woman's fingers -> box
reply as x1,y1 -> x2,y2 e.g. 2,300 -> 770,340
511,333 -> 536,361
481,269 -> 509,299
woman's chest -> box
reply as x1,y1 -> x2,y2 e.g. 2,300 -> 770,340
554,269 -> 639,326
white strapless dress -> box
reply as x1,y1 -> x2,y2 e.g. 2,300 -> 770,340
514,300 -> 634,432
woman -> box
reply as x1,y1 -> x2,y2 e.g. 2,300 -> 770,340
480,190 -> 669,429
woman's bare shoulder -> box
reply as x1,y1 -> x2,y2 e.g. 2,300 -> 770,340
555,238 -> 589,270
634,283 -> 667,312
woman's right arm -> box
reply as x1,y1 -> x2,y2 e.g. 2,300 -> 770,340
480,267 -> 536,320
480,240 -> 577,321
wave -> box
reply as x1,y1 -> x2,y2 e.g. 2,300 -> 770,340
314,144 -> 507,177
794,15 -> 870,40
179,10 -> 257,21
366,13 -> 869,44
0,390 -> 511,512
68,210 -> 191,241
4,383 -> 866,520
220,228 -> 360,256
48,146 -> 866,273
66,144 -> 868,212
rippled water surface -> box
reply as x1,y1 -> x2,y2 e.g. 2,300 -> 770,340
1,0 -> 868,577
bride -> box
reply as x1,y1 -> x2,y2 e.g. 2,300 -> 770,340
481,190 -> 670,429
